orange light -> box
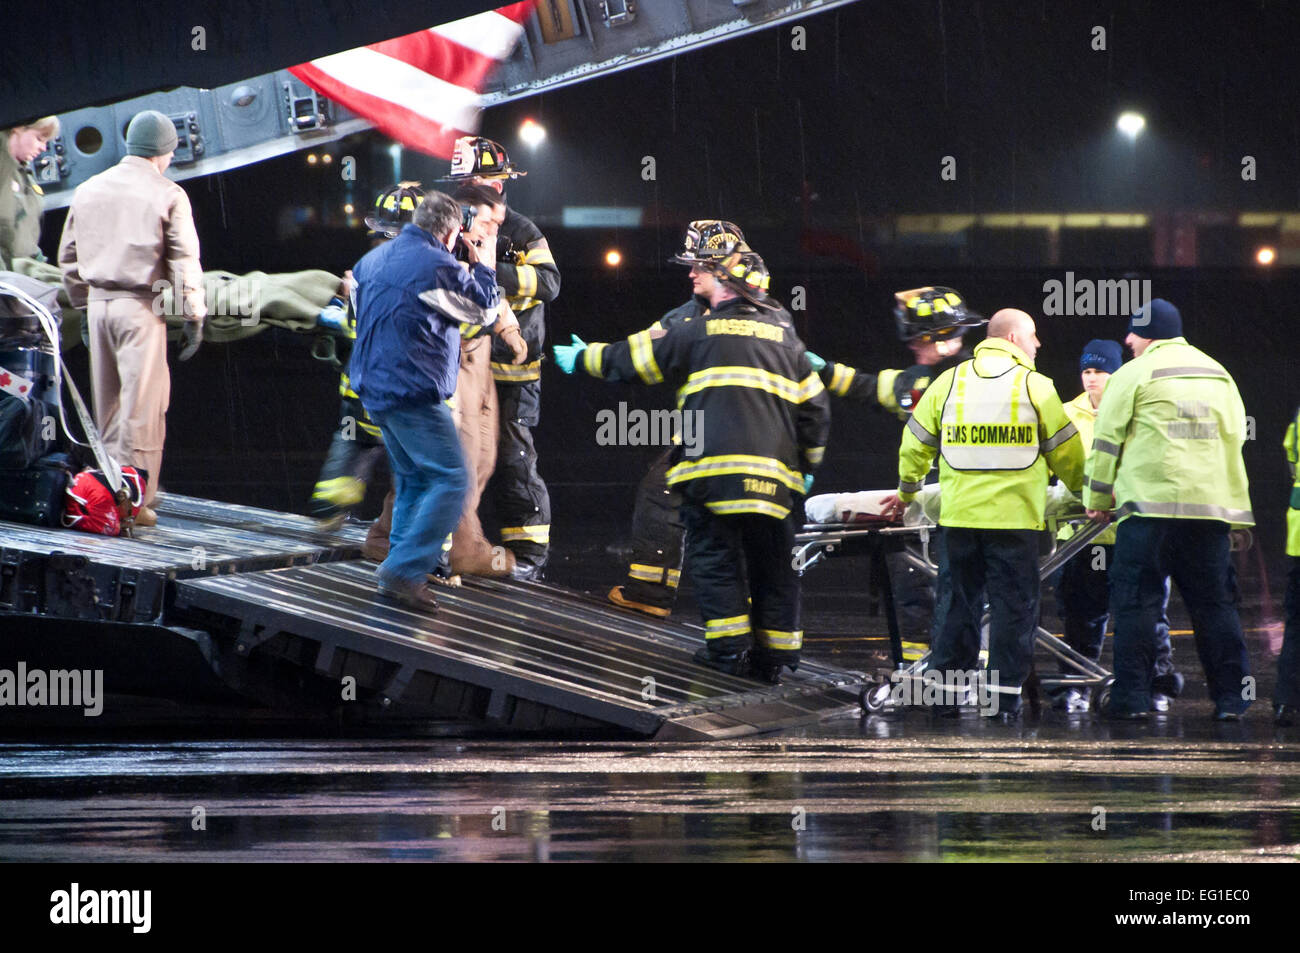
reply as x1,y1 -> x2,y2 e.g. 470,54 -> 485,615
520,118 -> 546,147
1257,246 -> 1277,266
344,203 -> 354,214
306,153 -> 318,165
605,249 -> 622,267
322,154 -> 333,164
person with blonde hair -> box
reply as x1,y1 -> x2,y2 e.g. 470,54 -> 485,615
1,116 -> 60,269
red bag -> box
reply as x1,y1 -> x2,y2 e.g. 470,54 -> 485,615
63,466 -> 148,536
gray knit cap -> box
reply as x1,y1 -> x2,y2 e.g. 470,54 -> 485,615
125,110 -> 178,157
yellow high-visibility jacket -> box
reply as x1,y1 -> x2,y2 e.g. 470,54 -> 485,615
1083,337 -> 1252,527
899,337 -> 1084,530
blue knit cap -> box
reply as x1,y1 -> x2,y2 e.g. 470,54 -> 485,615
1128,298 -> 1182,340
1080,339 -> 1122,374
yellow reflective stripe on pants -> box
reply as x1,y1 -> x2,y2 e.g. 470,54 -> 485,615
491,359 -> 542,382
706,615 -> 751,639
501,524 -> 550,544
666,569 -> 681,587
628,563 -> 667,583
757,628 -> 803,650
311,476 -> 366,507
705,498 -> 791,519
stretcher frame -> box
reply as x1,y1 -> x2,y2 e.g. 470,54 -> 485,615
794,513 -> 1116,714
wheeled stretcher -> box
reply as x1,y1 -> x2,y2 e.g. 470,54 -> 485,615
795,487 -> 1118,714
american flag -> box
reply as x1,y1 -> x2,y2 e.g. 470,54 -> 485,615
289,2 -> 534,158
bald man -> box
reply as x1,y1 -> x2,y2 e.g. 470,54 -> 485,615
897,309 -> 1084,720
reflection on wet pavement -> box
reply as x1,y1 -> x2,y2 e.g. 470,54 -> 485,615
2,726 -> 1298,861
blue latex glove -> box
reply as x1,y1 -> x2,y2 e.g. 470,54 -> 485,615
553,333 -> 587,375
805,350 -> 827,373
803,473 -> 815,495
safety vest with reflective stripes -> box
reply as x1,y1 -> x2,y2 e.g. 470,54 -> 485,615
1083,337 -> 1253,528
1285,407 -> 1300,556
938,361 -> 1040,471
899,337 -> 1084,530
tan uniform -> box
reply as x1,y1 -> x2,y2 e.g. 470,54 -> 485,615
57,156 -> 205,505
0,145 -> 45,269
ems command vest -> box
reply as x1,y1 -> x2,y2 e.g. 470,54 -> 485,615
939,363 -> 1040,471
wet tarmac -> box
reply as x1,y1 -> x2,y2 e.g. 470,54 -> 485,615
1,723 -> 1298,861
2,508 -> 1298,862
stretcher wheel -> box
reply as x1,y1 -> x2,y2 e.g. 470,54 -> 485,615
1092,676 -> 1116,714
860,680 -> 893,713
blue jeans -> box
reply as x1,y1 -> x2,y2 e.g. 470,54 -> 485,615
1110,517 -> 1251,715
369,401 -> 468,586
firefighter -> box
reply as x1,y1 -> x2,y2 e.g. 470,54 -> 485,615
1085,299 -> 1253,721
1051,339 -> 1181,712
1277,407 -> 1300,726
810,287 -> 985,658
441,136 -> 559,579
898,309 -> 1085,720
309,182 -> 422,533
593,219 -> 748,618
555,245 -> 830,681
808,286 -> 985,418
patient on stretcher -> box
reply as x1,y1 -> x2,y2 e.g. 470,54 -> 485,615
805,483 -> 1082,527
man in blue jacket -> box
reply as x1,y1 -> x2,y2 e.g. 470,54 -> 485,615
348,191 -> 501,611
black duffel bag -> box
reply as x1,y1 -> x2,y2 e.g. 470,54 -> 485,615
0,393 -> 54,470
0,452 -> 73,527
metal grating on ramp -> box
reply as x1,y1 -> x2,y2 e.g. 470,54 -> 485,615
173,561 -> 865,740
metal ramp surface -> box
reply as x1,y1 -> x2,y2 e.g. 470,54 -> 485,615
0,493 -> 362,622
173,561 -> 865,740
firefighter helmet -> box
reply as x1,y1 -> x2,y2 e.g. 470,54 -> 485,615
707,245 -> 779,311
671,220 -> 748,265
893,286 -> 985,342
364,182 -> 425,237
442,136 -> 526,181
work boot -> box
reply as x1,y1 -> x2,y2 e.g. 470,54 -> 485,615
376,575 -> 439,614
692,645 -> 749,677
1150,693 -> 1171,713
133,506 -> 158,527
749,650 -> 799,685
608,586 -> 671,619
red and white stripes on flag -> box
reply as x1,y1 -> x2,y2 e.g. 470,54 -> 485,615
289,2 -> 534,158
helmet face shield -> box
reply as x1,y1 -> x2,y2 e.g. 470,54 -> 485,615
672,220 -> 747,265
